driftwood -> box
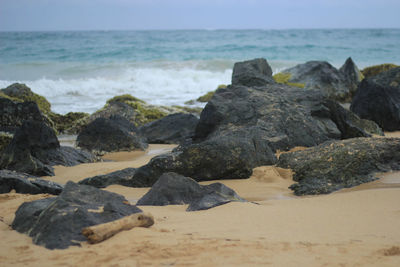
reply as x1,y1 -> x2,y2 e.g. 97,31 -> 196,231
82,212 -> 154,244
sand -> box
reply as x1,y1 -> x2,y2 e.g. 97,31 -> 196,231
1,143 -> 400,266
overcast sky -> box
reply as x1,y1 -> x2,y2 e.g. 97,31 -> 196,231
1,0 -> 399,31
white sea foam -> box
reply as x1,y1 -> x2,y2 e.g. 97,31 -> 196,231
0,65 -> 233,114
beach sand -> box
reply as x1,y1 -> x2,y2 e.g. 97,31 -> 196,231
1,143 -> 400,266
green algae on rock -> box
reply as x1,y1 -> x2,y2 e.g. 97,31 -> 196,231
272,73 -> 305,88
361,63 -> 399,79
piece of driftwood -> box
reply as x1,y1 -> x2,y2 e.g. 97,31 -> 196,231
82,212 -> 154,244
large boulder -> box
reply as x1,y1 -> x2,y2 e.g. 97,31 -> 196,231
12,181 -> 142,249
137,172 -> 245,211
0,120 -> 95,176
0,97 -> 51,133
277,137 -> 400,195
76,115 -> 148,154
0,170 -> 63,195
350,67 -> 400,131
138,113 -> 199,144
195,81 -> 381,152
78,168 -> 137,188
281,58 -> 362,102
361,63 -> 399,79
1,83 -> 51,114
231,58 -> 274,87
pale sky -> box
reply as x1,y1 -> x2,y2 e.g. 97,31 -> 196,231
1,0 -> 399,31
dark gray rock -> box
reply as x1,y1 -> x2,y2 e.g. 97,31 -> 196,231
277,137 -> 400,195
350,67 -> 400,131
76,115 -> 148,154
12,181 -> 142,249
138,113 -> 199,144
129,133 -> 277,186
282,58 -> 361,102
232,58 -> 274,87
0,120 -> 95,176
78,168 -> 137,188
0,98 -> 50,133
0,170 -> 63,195
137,172 -> 245,211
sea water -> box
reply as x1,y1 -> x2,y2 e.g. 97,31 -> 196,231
1,29 -> 399,114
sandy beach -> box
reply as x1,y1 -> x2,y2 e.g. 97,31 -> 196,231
1,141 -> 400,267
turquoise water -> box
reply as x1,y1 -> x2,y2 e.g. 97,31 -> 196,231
1,29 -> 399,114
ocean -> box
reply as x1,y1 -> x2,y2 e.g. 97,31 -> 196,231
1,29 -> 399,114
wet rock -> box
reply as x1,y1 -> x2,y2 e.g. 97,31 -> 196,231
12,181 -> 142,249
137,172 -> 245,211
350,67 -> 400,131
76,115 -> 148,154
277,137 -> 400,195
232,58 -> 274,87
78,168 -> 137,188
138,113 -> 199,144
0,120 -> 95,176
0,170 -> 63,195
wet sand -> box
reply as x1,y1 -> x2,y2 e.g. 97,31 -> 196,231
1,141 -> 400,266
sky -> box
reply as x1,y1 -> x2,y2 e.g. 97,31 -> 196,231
1,0 -> 399,31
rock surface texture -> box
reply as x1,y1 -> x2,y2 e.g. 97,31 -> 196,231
79,168 -> 137,188
137,172 -> 245,211
76,115 -> 148,154
12,182 -> 143,249
277,137 -> 400,195
281,58 -> 362,102
138,113 -> 199,144
0,120 -> 95,176
350,67 -> 400,131
0,170 -> 63,195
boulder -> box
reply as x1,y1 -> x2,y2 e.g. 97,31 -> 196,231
0,170 -> 63,195
281,58 -> 362,102
137,172 -> 245,211
0,131 -> 13,153
78,168 -> 137,188
0,97 -> 51,133
277,137 -> 400,195
129,133 -> 277,186
1,83 -> 51,114
76,115 -> 148,154
12,181 -> 142,249
195,81 -> 381,152
361,63 -> 399,79
231,58 -> 274,87
138,113 -> 199,144
48,112 -> 90,134
0,120 -> 95,176
350,67 -> 400,131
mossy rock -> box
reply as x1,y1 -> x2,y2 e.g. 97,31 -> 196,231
273,73 -> 305,88
361,64 -> 399,79
197,91 -> 215,102
172,105 -> 203,115
106,94 -> 145,105
1,83 -> 51,115
0,132 -> 13,153
48,112 -> 90,134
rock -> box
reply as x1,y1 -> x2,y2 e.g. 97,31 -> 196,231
1,83 -> 51,114
137,172 -> 245,211
12,181 -> 142,249
196,91 -> 215,102
361,63 -> 399,79
76,115 -> 148,154
0,97 -> 51,133
0,131 -> 13,153
0,120 -> 95,176
48,112 -> 90,134
195,81 -> 380,152
138,113 -> 199,144
281,58 -> 361,102
232,58 -> 274,87
277,137 -> 400,195
129,133 -> 277,186
0,170 -> 63,194
350,67 -> 400,131
78,168 -> 137,188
